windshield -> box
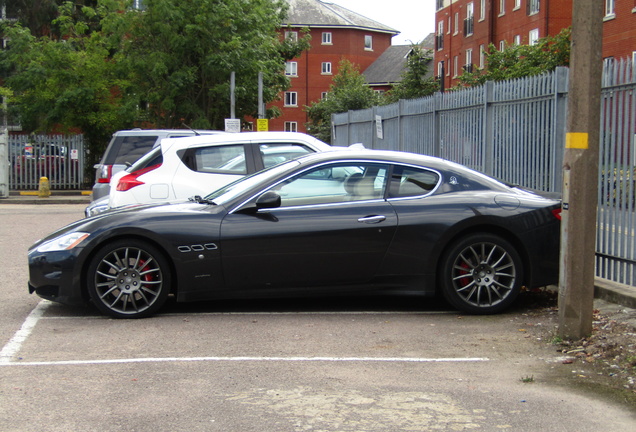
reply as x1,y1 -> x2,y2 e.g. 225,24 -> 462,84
205,159 -> 302,206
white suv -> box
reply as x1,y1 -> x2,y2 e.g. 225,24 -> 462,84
107,132 -> 331,210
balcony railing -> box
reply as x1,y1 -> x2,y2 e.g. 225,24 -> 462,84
463,17 -> 474,36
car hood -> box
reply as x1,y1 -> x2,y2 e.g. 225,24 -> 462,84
30,201 -> 225,251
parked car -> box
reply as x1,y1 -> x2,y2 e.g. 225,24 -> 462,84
29,149 -> 561,319
91,129 -> 224,201
103,132 -> 331,210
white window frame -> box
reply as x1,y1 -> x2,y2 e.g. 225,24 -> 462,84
454,13 -> 459,35
285,31 -> 298,42
447,16 -> 452,34
364,35 -> 373,50
529,28 -> 539,46
322,32 -> 332,45
465,48 -> 473,69
499,40 -> 506,51
438,61 -> 444,77
479,0 -> 486,21
514,35 -> 521,45
605,0 -> 615,18
528,0 -> 540,15
453,55 -> 458,77
321,62 -> 332,75
285,61 -> 298,77
321,92 -> 328,99
499,0 -> 506,16
514,0 -> 521,11
284,122 -> 298,133
438,20 -> 444,36
479,44 -> 485,68
284,92 -> 298,107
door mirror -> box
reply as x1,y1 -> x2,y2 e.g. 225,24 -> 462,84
255,191 -> 281,209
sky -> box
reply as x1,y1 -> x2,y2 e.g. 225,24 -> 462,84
329,0 -> 436,45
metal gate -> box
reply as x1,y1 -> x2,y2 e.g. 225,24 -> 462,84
8,134 -> 85,190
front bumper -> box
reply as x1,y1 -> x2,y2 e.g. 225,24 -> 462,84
28,248 -> 87,306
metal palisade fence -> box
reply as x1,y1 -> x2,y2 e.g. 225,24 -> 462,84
332,62 -> 635,287
8,134 -> 85,190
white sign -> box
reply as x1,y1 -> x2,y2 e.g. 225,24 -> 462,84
224,119 -> 241,133
70,149 -> 79,160
375,115 -> 383,140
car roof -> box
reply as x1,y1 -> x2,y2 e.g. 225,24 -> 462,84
159,132 -> 329,150
112,129 -> 223,136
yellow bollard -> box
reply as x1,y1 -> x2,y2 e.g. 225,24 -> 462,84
38,177 -> 51,198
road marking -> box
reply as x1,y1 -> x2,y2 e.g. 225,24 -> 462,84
0,300 -> 50,364
0,356 -> 489,367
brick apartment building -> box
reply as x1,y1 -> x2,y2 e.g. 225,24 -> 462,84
434,0 -> 636,89
268,0 -> 398,133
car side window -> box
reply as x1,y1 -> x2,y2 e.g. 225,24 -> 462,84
258,143 -> 314,169
270,163 -> 388,207
184,144 -> 247,174
389,166 -> 440,198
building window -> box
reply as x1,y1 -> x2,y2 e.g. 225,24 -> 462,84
284,122 -> 298,132
479,44 -> 486,68
499,40 -> 506,51
321,62 -> 332,74
514,0 -> 521,10
132,0 -> 145,10
285,31 -> 298,42
437,61 -> 444,77
479,0 -> 486,21
499,0 -> 505,16
321,92 -> 328,99
285,62 -> 297,76
436,21 -> 444,50
529,29 -> 539,45
453,55 -> 458,77
454,13 -> 459,34
436,0 -> 444,10
284,92 -> 297,107
464,49 -> 473,73
514,35 -> 521,45
322,32 -> 332,45
605,0 -> 615,18
364,35 -> 373,50
527,0 -> 540,15
464,3 -> 474,36
447,16 -> 451,34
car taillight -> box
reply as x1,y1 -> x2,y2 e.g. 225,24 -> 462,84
116,164 -> 161,192
97,165 -> 113,183
552,208 -> 562,220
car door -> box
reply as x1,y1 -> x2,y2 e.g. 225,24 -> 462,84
219,162 -> 398,290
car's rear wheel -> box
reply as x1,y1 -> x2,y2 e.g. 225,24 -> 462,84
87,239 -> 171,318
440,233 -> 523,314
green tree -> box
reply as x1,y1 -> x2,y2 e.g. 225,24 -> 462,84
384,45 -> 439,103
111,0 -> 309,129
458,28 -> 571,87
306,60 -> 380,143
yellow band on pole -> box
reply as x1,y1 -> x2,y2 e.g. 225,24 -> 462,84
565,132 -> 589,149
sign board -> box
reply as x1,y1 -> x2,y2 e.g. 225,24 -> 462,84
70,149 -> 79,160
375,115 -> 383,140
224,119 -> 241,133
256,118 -> 269,132
24,145 -> 33,158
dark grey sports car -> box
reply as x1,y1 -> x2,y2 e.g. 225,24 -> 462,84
28,150 -> 561,318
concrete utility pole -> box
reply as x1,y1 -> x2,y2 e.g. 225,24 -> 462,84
558,0 -> 604,339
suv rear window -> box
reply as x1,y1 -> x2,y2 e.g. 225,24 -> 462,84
107,136 -> 159,165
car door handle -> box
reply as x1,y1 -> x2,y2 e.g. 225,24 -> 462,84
357,215 -> 386,224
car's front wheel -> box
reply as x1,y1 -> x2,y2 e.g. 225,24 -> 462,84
87,239 -> 171,318
439,233 -> 523,314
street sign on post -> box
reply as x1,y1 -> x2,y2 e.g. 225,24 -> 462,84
256,119 -> 269,132
224,119 -> 241,133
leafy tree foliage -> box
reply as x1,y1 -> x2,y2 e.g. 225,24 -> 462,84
306,60 -> 381,144
457,28 -> 571,87
384,45 -> 438,103
0,0 -> 309,168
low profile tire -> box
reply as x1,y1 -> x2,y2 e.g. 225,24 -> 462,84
86,239 -> 171,318
439,233 -> 523,314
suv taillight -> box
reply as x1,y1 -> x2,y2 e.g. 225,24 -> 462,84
116,164 -> 162,192
552,208 -> 562,220
97,165 -> 113,183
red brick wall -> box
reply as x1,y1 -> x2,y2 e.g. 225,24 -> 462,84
602,0 -> 636,60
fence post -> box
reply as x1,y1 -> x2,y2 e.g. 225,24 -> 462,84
482,81 -> 495,176
433,92 -> 442,158
552,67 -> 569,192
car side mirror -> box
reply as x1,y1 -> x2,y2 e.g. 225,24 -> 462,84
255,191 -> 281,209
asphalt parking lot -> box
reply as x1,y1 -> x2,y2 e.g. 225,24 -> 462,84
1,204 -> 635,431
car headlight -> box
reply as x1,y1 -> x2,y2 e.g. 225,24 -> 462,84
36,232 -> 90,252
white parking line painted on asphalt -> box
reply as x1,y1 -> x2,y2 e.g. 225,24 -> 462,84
0,356 -> 490,367
0,300 -> 50,364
